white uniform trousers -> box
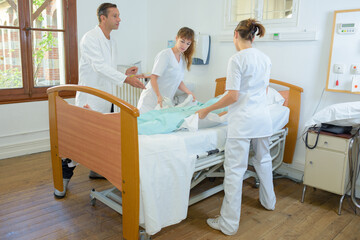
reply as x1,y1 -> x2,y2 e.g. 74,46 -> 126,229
218,137 -> 276,235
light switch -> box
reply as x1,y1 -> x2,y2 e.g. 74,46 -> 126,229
333,64 -> 345,74
350,64 -> 360,74
273,33 -> 280,40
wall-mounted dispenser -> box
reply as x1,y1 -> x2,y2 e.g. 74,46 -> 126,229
192,34 -> 210,65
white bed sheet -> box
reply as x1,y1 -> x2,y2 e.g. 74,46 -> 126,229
138,104 -> 289,235
269,104 -> 290,131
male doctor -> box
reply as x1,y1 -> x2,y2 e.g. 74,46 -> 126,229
76,2 -> 145,113
54,2 -> 146,198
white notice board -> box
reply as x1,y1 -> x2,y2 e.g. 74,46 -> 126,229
326,9 -> 360,94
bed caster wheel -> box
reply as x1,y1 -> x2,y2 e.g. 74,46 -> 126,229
139,230 -> 151,240
90,198 -> 96,206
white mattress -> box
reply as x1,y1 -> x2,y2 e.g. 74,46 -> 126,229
162,104 -> 289,156
137,104 -> 289,235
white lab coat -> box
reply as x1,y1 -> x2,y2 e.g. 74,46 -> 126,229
217,48 -> 276,235
137,48 -> 185,114
75,25 -> 127,113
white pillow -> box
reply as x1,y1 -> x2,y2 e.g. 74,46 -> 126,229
267,87 -> 285,105
305,101 -> 360,127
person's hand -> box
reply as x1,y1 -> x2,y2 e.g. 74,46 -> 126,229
157,95 -> 163,108
188,92 -> 196,102
125,66 -> 138,75
124,76 -> 146,89
134,73 -> 150,79
196,108 -> 210,119
218,111 -> 228,117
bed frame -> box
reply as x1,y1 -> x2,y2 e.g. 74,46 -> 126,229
47,79 -> 302,240
214,77 -> 303,164
47,85 -> 140,240
188,127 -> 287,206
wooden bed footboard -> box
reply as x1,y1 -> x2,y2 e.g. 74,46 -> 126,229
215,78 -> 303,164
47,85 -> 139,240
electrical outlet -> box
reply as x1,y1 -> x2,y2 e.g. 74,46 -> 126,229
351,76 -> 360,92
333,64 -> 345,74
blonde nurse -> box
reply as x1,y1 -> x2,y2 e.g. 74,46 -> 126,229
137,27 -> 196,114
196,19 -> 276,235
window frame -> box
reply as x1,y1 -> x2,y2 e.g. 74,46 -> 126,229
0,0 -> 78,104
224,0 -> 300,30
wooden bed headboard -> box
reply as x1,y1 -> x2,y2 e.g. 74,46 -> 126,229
47,85 -> 139,240
214,77 -> 303,164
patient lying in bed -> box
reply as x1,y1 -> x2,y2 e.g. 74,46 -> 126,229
138,95 -> 227,135
83,94 -> 228,135
137,86 -> 288,135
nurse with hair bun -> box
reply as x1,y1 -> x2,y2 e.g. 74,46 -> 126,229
196,18 -> 276,236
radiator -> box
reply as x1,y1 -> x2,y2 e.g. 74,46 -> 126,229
113,78 -> 148,108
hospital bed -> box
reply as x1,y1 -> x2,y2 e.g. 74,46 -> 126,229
47,78 -> 302,240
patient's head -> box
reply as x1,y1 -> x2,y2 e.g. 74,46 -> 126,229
175,27 -> 195,71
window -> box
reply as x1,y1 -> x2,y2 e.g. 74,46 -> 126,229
0,0 -> 78,104
224,0 -> 299,29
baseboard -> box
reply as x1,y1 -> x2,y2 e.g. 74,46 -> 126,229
275,163 -> 304,182
0,139 -> 50,160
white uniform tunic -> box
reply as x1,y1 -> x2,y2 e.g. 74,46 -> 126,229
75,25 -> 127,113
226,48 -> 273,138
137,48 -> 185,114
218,48 -> 276,235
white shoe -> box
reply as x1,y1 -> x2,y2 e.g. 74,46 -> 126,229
207,217 -> 238,236
259,199 -> 276,211
54,178 -> 70,199
207,217 -> 221,231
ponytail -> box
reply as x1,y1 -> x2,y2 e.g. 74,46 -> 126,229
235,18 -> 265,41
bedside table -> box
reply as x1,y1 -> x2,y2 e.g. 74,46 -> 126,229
301,128 -> 355,215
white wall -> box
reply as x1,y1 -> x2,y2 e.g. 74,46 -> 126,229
0,0 -> 148,160
0,101 -> 50,159
147,0 -> 360,178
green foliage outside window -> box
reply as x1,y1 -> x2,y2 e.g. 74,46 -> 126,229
33,31 -> 56,84
33,0 -> 56,84
33,0 -> 46,21
0,68 -> 22,89
0,50 -> 22,89
0,0 -> 56,89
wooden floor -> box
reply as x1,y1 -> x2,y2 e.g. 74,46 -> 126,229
1,152 -> 360,240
